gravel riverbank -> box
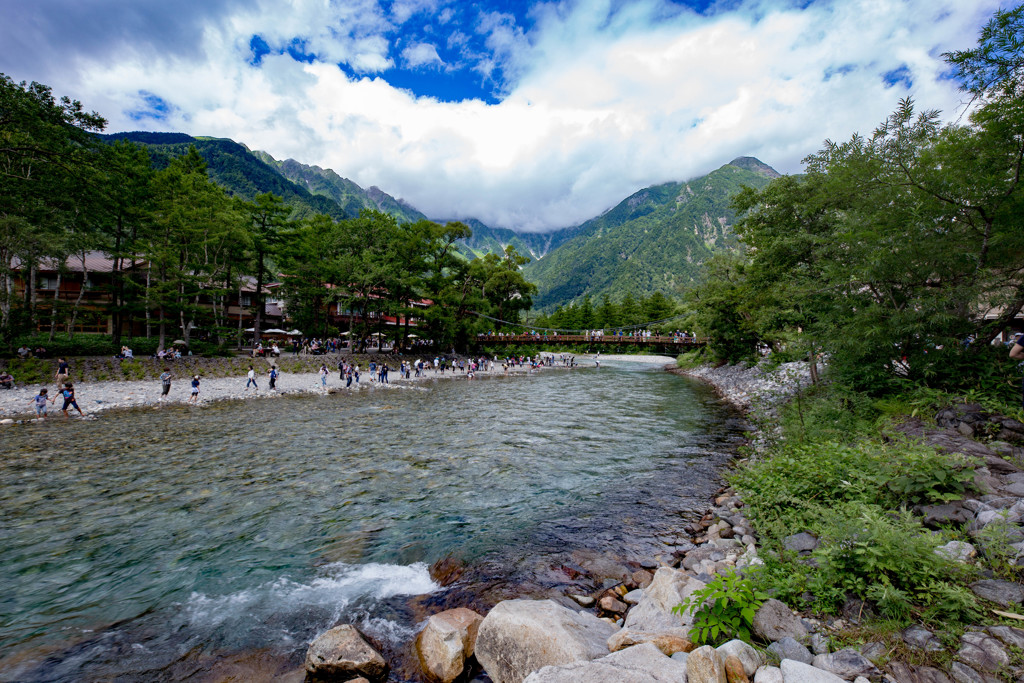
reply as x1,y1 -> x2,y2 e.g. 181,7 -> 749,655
0,354 -> 562,422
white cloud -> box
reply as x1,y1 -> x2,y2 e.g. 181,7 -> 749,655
402,42 -> 444,68
1,0 -> 1004,232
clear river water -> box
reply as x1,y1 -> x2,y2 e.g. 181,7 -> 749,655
0,359 -> 745,682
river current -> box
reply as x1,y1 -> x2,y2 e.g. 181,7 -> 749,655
0,359 -> 745,682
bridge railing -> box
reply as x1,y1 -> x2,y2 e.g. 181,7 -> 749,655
475,334 -> 707,345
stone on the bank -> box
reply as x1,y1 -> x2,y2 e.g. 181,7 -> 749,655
902,624 -> 944,652
917,502 -> 973,529
522,642 -> 687,683
969,579 -> 1024,607
724,655 -> 749,683
811,648 -> 879,680
956,631 -> 1010,673
569,594 -> 595,608
632,569 -> 654,589
623,567 -> 705,632
783,532 -> 819,554
687,645 -> 727,683
778,659 -> 845,683
474,599 -> 618,683
599,594 -> 628,614
753,665 -> 783,683
935,541 -> 976,563
717,639 -> 763,677
768,637 -> 813,665
607,627 -> 694,656
752,599 -> 808,642
415,607 -> 483,683
948,661 -> 999,683
623,589 -> 644,604
985,624 -> 1024,649
305,624 -> 389,682
887,661 -> 953,683
808,633 -> 830,656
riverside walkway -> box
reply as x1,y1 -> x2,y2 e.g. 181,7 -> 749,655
474,333 -> 707,352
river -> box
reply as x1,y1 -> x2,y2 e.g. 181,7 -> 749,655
0,359 -> 744,682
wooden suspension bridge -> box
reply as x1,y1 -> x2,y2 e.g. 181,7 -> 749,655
473,333 -> 708,353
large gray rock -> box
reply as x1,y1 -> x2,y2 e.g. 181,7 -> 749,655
752,599 -> 808,642
768,637 -> 813,665
623,567 -> 706,632
956,631 -> 1010,673
969,579 -> 1024,607
811,648 -> 880,680
522,642 -> 687,683
779,659 -> 845,682
902,624 -> 944,652
985,624 -> 1024,649
415,607 -> 483,683
949,661 -> 1001,683
886,661 -> 953,683
717,639 -> 763,677
935,541 -> 976,563
304,624 -> 389,681
917,502 -> 974,529
687,645 -> 727,683
753,665 -> 784,683
475,599 -> 618,683
783,532 -> 820,553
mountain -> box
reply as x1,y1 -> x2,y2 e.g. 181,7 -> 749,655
249,151 -> 427,224
522,157 -> 780,310
431,219 -> 580,262
101,132 -> 349,221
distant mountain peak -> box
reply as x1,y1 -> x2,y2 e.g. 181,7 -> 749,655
727,156 -> 782,179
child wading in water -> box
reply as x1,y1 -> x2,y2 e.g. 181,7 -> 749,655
31,388 -> 55,418
60,382 -> 84,418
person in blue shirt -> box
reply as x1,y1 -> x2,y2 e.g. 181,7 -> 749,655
60,382 -> 83,418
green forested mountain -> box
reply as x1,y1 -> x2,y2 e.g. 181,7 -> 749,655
100,132 -> 348,221
523,157 -> 779,310
249,150 -> 427,224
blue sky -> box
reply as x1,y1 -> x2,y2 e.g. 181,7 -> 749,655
0,0 -> 1002,231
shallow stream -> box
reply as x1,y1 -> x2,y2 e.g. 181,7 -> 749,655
0,360 -> 744,681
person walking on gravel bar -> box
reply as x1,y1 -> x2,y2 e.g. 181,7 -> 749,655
245,365 -> 258,391
159,368 -> 172,401
268,365 -> 279,391
189,375 -> 200,403
59,382 -> 83,418
55,357 -> 70,388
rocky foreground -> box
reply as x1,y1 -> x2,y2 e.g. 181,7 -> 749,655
297,359 -> 1024,683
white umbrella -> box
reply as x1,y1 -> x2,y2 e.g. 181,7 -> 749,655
406,334 -> 418,338
287,329 -> 302,335
370,332 -> 384,336
338,331 -> 351,336
263,328 -> 288,334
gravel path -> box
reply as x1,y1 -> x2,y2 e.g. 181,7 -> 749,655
0,361 -> 558,422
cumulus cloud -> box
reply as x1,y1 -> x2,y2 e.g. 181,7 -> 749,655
0,0 -> 1003,231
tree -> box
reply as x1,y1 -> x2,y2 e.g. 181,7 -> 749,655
246,192 -> 290,347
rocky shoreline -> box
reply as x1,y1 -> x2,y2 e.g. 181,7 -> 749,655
295,359 -> 1024,683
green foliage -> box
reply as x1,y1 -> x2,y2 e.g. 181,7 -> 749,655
673,570 -> 769,645
119,359 -> 146,380
676,347 -> 709,369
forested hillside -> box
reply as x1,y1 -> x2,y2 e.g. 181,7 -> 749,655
250,151 -> 427,224
101,133 -> 347,221
523,158 -> 778,310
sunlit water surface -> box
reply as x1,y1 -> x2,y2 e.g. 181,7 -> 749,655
0,361 -> 744,681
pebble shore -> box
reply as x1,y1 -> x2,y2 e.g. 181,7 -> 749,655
0,356 -> 567,422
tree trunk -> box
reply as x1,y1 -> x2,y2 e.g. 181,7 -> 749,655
48,271 -> 62,341
145,264 -> 152,338
28,263 -> 37,332
253,246 -> 264,348
67,252 -> 90,341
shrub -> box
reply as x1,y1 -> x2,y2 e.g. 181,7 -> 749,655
673,570 -> 769,645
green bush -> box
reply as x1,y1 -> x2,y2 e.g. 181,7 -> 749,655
676,348 -> 709,369
673,570 -> 769,645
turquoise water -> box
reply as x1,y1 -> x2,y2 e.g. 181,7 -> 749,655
0,361 -> 743,681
